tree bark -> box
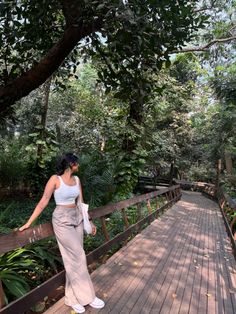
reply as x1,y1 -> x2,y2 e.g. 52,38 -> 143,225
37,77 -> 52,160
225,151 -> 233,176
122,99 -> 143,152
169,162 -> 174,186
215,158 -> 222,196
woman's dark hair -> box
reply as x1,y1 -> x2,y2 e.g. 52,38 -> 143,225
56,153 -> 78,175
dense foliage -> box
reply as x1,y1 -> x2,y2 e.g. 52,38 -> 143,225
0,0 -> 236,309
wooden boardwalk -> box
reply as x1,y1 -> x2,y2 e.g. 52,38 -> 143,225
45,191 -> 236,314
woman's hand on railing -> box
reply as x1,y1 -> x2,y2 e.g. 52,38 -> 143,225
19,222 -> 31,232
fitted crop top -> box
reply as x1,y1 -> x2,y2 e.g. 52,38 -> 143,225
54,176 -> 80,205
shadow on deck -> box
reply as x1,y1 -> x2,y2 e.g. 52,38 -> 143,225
45,191 -> 236,314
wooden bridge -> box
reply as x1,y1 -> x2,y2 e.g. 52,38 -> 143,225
0,183 -> 236,314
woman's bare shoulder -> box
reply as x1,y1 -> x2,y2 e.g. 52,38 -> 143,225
50,174 -> 58,180
47,175 -> 59,184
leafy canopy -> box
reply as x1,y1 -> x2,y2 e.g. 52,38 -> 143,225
0,0 -> 206,116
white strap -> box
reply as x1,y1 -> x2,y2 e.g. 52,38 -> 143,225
74,175 -> 79,186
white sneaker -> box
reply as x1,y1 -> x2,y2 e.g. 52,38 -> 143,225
71,303 -> 85,313
89,296 -> 105,309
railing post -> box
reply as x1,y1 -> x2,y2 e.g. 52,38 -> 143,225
219,197 -> 225,210
165,192 -> 169,203
147,199 -> 153,223
121,209 -> 129,229
0,279 -> 5,309
177,187 -> 180,199
155,197 -> 159,218
173,188 -> 176,199
137,203 -> 142,221
146,200 -> 152,214
100,217 -> 110,242
169,190 -> 173,204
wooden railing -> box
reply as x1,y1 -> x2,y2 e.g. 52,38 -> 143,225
173,179 -> 208,192
183,181 -> 236,260
217,188 -> 236,259
0,185 -> 181,314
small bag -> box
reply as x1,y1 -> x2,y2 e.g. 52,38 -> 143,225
78,200 -> 92,235
76,176 -> 92,235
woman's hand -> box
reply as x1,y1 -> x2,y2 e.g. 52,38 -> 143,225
19,222 -> 31,232
90,221 -> 97,236
18,176 -> 56,233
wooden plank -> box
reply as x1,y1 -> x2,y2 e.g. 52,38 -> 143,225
160,196 -> 202,314
0,272 -> 65,314
205,203 -> 217,314
158,193 -> 203,314
132,201 -> 196,314
172,198 -> 203,314
197,197 -> 211,314
89,206 -> 175,310
0,223 -> 54,255
97,207 -> 180,313
215,204 -> 236,313
44,298 -> 68,314
100,201 -> 182,312
121,208 -> 187,313
216,221 -> 233,313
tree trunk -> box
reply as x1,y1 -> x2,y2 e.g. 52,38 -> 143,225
122,99 -> 143,152
37,77 -> 52,160
215,158 -> 222,196
225,151 -> 233,176
169,162 -> 174,186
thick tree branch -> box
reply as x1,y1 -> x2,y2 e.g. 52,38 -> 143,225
0,20 -> 102,116
173,36 -> 236,53
62,0 -> 82,27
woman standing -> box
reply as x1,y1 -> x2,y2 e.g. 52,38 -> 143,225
19,153 -> 105,313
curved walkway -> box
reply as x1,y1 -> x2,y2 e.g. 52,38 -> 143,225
46,191 -> 236,314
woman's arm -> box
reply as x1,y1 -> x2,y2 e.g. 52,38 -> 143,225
77,176 -> 84,203
19,175 -> 57,231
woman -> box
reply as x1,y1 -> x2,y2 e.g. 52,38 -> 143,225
19,153 -> 105,313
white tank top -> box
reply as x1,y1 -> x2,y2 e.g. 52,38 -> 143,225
54,176 -> 80,205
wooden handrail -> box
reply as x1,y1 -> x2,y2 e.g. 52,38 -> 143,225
200,184 -> 236,260
0,186 -> 179,255
0,185 -> 181,313
0,223 -> 53,255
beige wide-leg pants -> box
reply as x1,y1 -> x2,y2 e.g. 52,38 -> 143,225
52,205 -> 95,306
